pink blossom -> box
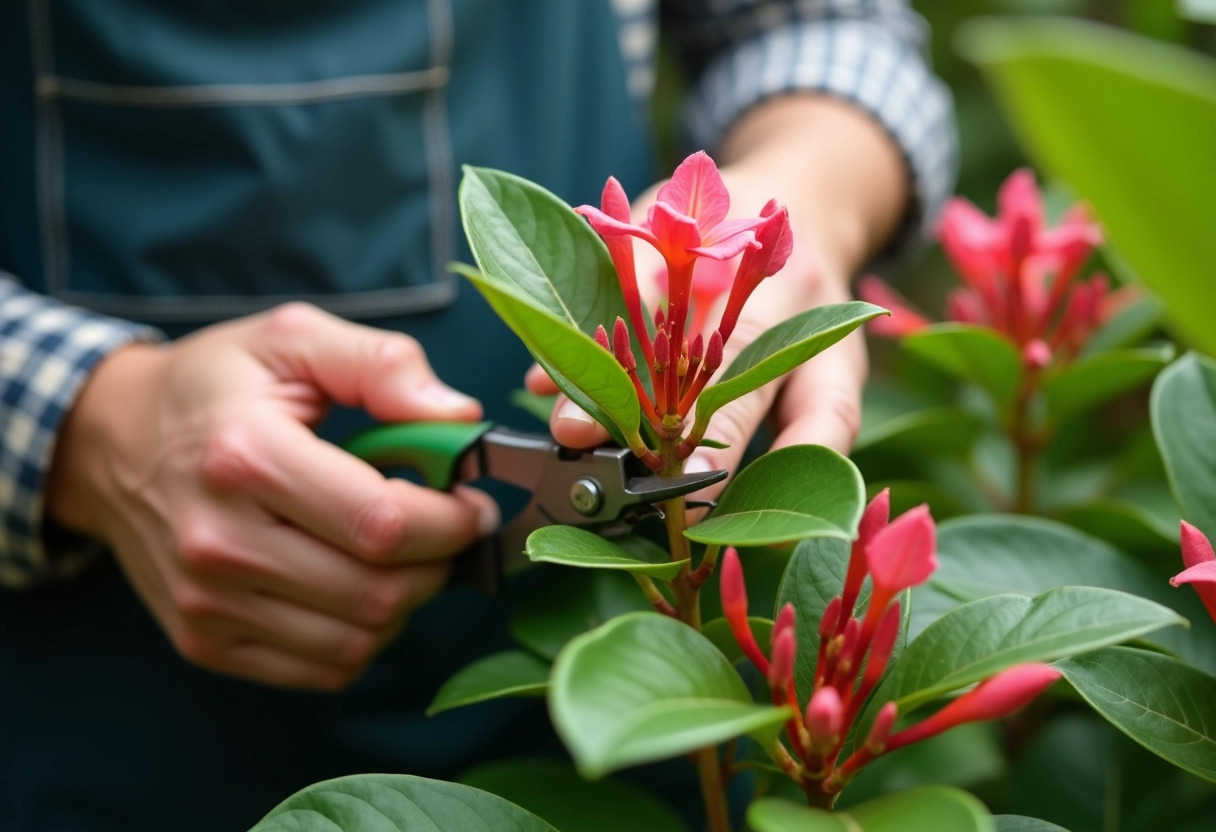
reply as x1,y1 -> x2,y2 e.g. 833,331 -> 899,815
865,505 -> 938,606
857,277 -> 930,337
1171,521 -> 1216,625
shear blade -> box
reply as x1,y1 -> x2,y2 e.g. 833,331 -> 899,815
624,468 -> 729,503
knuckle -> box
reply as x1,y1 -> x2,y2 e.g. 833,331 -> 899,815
339,628 -> 379,669
176,515 -> 237,573
348,497 -> 410,562
361,580 -> 407,628
200,420 -> 270,491
172,626 -> 220,666
171,580 -> 222,623
366,332 -> 423,373
262,302 -> 323,340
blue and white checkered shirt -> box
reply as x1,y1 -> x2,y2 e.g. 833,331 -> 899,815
1,0 -> 956,588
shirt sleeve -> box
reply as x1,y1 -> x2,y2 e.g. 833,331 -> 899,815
0,275 -> 163,589
661,0 -> 958,251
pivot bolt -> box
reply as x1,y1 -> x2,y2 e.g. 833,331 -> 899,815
570,477 -> 604,516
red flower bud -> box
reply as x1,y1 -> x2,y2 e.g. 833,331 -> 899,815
818,597 -> 842,641
612,317 -> 636,372
653,329 -> 670,372
773,603 -> 796,645
865,505 -> 937,607
1022,338 -> 1052,370
704,330 -> 723,372
885,664 -> 1060,753
594,324 -> 611,352
865,702 -> 898,753
768,626 -> 796,691
719,548 -> 769,674
805,686 -> 843,745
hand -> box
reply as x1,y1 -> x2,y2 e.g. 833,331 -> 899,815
46,303 -> 498,691
527,96 -> 905,501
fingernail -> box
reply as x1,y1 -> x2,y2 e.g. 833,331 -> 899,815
556,399 -> 596,426
477,500 -> 500,537
418,382 -> 477,410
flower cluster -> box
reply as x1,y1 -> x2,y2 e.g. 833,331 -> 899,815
721,490 -> 1060,803
576,152 -> 793,460
1171,520 -> 1216,626
860,168 -> 1120,369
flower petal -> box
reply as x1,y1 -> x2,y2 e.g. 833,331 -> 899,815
938,198 -> 1003,291
998,168 -> 1044,234
575,204 -> 655,244
857,276 -> 930,337
656,150 -> 731,229
865,505 -> 938,599
1181,520 -> 1216,569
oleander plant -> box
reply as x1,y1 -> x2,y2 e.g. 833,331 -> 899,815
250,15 -> 1216,832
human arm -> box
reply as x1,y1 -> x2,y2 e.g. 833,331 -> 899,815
538,0 -> 957,475
3,279 -> 496,690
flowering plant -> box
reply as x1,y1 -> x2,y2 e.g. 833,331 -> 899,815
250,137 -> 1215,832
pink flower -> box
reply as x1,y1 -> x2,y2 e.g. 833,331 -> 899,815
865,504 -> 938,608
717,201 -> 794,343
1171,521 -> 1216,625
856,277 -> 929,337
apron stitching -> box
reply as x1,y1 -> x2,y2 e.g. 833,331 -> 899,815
28,0 -> 70,295
41,69 -> 451,108
423,0 -> 456,298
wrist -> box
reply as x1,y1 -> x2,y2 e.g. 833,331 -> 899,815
46,342 -> 167,540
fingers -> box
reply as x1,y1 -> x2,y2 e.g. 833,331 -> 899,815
249,302 -> 482,424
770,331 -> 866,455
200,413 -> 498,564
548,395 -> 612,449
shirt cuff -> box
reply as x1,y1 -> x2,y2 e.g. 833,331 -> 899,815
684,18 -> 958,256
0,276 -> 163,589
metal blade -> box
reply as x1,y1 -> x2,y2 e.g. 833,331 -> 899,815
623,468 -> 728,503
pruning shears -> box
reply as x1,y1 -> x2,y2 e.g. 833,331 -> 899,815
343,422 -> 728,595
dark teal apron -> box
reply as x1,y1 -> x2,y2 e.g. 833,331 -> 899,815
0,2 -> 653,829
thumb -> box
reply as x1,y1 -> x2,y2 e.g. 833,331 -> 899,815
248,303 -> 482,422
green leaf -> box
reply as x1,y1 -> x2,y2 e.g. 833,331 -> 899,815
549,611 -> 790,778
702,615 -> 773,665
1055,498 -> 1179,559
426,650 -> 549,716
775,537 -> 861,699
525,526 -> 688,580
1058,646 -> 1216,783
1179,0 -> 1216,25
959,18 -> 1216,355
458,758 -> 686,832
994,817 -> 1071,832
250,773 -> 559,831
854,406 -> 986,458
924,514 -> 1215,673
455,265 -> 639,442
862,587 -> 1185,733
693,302 -> 885,427
748,787 -> 994,832
902,324 -> 1021,408
1152,352 -> 1216,540
685,445 -> 865,546
510,569 -> 652,661
1080,294 -> 1164,357
1042,345 -> 1173,424
459,166 -> 625,336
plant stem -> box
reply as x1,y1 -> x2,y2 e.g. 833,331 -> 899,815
695,746 -> 732,832
1010,370 -> 1044,514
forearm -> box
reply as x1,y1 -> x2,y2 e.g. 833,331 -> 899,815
718,94 -> 909,284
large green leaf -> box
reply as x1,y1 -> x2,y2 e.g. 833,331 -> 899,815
456,265 -> 639,441
250,773 -> 558,831
854,406 -> 986,458
774,537 -> 861,700
924,515 -> 1215,673
959,18 -> 1216,355
549,611 -> 790,778
1179,0 -> 1216,25
861,587 -> 1185,733
525,526 -> 688,580
685,445 -> 865,546
427,650 -> 549,716
1042,345 -> 1173,424
748,787 -> 994,832
902,324 -> 1021,408
1152,352 -> 1216,540
510,569 -> 652,661
994,817 -> 1071,832
458,758 -> 685,832
1054,498 -> 1179,561
693,302 -> 885,428
1058,646 -> 1216,783
459,166 -> 625,336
